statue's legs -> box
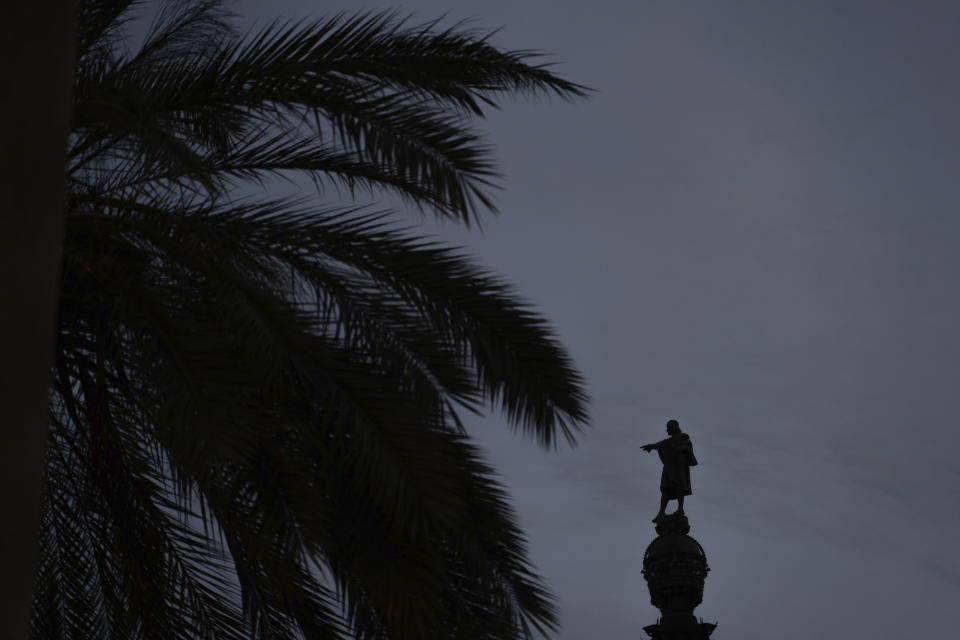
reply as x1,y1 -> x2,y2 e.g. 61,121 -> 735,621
655,495 -> 686,521
655,495 -> 669,521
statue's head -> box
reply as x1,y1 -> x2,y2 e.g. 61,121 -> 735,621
666,419 -> 680,435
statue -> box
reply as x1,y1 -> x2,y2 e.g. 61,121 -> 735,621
642,419 -> 697,522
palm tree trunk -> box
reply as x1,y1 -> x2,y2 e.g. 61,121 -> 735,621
0,3 -> 74,637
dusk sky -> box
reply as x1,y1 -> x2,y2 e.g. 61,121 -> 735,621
239,2 -> 960,637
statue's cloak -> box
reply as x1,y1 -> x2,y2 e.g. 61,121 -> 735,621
655,434 -> 697,498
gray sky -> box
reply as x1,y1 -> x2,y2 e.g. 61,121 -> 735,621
243,1 -> 960,637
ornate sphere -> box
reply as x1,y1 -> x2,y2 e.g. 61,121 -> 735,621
642,515 -> 709,621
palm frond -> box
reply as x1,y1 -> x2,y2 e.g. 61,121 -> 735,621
75,0 -> 139,60
42,1 -> 591,638
70,6 -> 589,223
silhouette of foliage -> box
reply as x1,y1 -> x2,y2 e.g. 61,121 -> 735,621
34,1 -> 589,639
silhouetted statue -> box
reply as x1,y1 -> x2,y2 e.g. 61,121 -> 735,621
642,419 -> 697,522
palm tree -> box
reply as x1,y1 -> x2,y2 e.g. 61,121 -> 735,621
34,1 -> 589,638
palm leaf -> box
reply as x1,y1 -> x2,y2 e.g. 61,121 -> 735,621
39,1 -> 591,638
